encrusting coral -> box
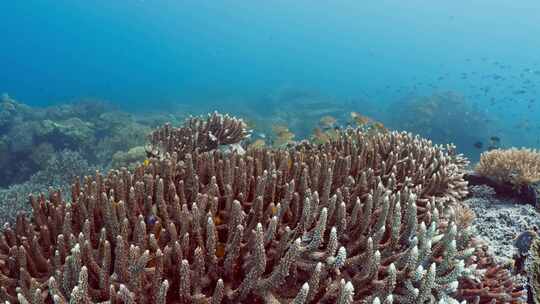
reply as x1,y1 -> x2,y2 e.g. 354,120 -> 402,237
0,114 -> 521,303
146,111 -> 251,159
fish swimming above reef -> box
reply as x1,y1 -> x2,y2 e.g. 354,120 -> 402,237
513,227 -> 538,274
350,111 -> 371,125
516,227 -> 538,251
271,124 -> 295,146
473,141 -> 483,149
318,115 -> 337,130
490,136 -> 500,144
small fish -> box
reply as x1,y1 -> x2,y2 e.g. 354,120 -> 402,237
372,121 -> 386,131
514,227 -> 538,256
490,136 -> 500,143
473,141 -> 483,149
249,139 -> 266,149
146,215 -> 157,226
319,115 -> 337,129
350,112 -> 371,125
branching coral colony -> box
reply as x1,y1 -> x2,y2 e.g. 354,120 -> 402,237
146,112 -> 251,159
0,113 -> 524,303
475,148 -> 540,190
530,237 -> 540,303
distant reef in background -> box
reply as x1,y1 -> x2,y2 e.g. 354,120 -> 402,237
0,93 -> 181,187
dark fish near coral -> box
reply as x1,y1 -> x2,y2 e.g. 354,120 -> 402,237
146,214 -> 157,226
490,136 -> 500,143
514,227 -> 537,257
473,141 -> 483,149
513,227 -> 538,275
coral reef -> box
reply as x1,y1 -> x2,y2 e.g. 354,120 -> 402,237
0,124 -> 480,303
387,92 -> 492,161
461,185 -> 537,303
146,111 -> 251,159
92,110 -> 152,163
29,150 -> 97,189
457,244 -> 524,304
529,237 -> 540,303
465,186 -> 540,265
37,118 -> 96,148
475,148 -> 540,189
470,148 -> 540,208
271,125 -> 296,147
0,94 -> 152,187
0,150 -> 99,225
111,146 -> 148,170
250,88 -> 378,141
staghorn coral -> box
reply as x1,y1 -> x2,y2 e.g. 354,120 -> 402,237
530,236 -> 540,303
146,111 -> 251,159
0,125 -> 478,303
457,244 -> 524,304
0,150 -> 100,225
475,148 -> 540,190
453,203 -> 475,232
305,128 -> 470,207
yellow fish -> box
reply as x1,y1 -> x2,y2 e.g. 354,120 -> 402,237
350,112 -> 371,125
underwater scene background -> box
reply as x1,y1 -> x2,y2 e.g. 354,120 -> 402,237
3,1 -> 540,163
3,1 -> 540,303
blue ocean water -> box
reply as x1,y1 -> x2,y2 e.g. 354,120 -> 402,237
2,0 -> 540,159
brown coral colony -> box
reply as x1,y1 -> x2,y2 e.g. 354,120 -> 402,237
0,112 -> 523,303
